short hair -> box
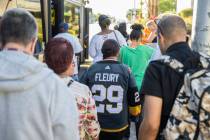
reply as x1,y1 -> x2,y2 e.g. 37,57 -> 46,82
0,8 -> 37,47
118,22 -> 128,39
44,38 -> 74,75
158,14 -> 187,39
130,24 -> 144,41
102,39 -> 120,59
98,15 -> 111,29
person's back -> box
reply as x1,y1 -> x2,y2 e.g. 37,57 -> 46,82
44,38 -> 100,140
89,15 -> 127,63
80,39 -> 140,140
119,24 -> 154,90
0,8 -> 79,140
120,45 -> 154,90
81,58 -> 131,130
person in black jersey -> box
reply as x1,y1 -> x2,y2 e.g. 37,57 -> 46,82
80,39 -> 141,140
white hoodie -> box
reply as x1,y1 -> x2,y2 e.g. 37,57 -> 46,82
0,50 -> 79,140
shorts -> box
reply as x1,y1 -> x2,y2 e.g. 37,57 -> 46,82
99,129 -> 127,140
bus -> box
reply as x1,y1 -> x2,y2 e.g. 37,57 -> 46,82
0,0 -> 91,62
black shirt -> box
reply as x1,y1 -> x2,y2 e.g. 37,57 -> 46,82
140,42 -> 194,134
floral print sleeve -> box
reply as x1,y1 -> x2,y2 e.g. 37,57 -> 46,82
76,91 -> 100,140
84,92 -> 100,139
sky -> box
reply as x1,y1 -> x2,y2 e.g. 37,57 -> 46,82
87,0 -> 139,21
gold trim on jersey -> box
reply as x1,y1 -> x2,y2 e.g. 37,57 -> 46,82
101,125 -> 128,132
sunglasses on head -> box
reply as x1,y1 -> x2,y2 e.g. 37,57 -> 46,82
154,19 -> 164,38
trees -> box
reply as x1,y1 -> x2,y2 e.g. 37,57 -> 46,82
148,0 -> 159,17
126,8 -> 142,22
159,0 -> 176,14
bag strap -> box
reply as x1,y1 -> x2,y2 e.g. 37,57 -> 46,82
67,79 -> 74,87
199,52 -> 210,69
158,51 -> 210,75
159,55 -> 185,74
113,30 -> 120,46
193,86 -> 210,140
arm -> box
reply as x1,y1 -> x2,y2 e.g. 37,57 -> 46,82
138,62 -> 163,140
127,69 -> 141,116
84,91 -> 100,140
89,36 -> 97,58
145,31 -> 157,43
138,95 -> 162,140
73,37 -> 83,54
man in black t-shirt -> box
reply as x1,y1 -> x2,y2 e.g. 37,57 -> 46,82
138,15 -> 194,140
80,39 -> 141,140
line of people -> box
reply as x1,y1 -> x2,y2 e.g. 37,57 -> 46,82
0,8 -> 209,140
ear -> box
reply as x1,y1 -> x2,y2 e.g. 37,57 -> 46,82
159,33 -> 165,41
29,37 -> 38,55
24,37 -> 38,55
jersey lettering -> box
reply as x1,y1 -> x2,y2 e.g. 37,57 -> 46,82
91,84 -> 123,114
134,92 -> 140,103
91,85 -> 106,113
95,73 -> 119,82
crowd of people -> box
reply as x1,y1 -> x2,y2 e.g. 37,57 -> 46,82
0,7 -> 209,140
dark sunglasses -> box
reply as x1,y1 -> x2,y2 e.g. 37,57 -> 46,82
154,19 -> 164,37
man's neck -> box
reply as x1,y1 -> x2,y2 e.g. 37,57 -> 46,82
100,28 -> 112,35
165,37 -> 187,50
3,43 -> 30,54
104,56 -> 118,61
4,43 -> 25,51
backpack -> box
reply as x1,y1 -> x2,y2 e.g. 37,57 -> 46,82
160,53 -> 210,140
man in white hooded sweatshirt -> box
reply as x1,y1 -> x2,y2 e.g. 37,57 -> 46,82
0,8 -> 79,140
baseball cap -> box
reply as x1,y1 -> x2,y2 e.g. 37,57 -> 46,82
98,15 -> 110,26
59,22 -> 69,31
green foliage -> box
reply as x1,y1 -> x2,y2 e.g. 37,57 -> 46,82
178,8 -> 193,34
159,0 -> 176,14
178,8 -> 193,17
126,9 -> 142,22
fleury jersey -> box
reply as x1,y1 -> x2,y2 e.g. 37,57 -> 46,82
80,60 -> 140,132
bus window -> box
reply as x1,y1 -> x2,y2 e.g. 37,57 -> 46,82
64,1 -> 80,38
0,0 -> 44,51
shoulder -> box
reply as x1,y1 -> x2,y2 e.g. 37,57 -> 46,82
90,34 -> 100,41
54,33 -> 75,41
90,62 -> 101,69
139,45 -> 154,51
118,63 -> 131,74
83,63 -> 100,76
114,30 -> 122,35
121,45 -> 129,50
71,81 -> 91,97
120,46 -> 129,52
148,60 -> 163,70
